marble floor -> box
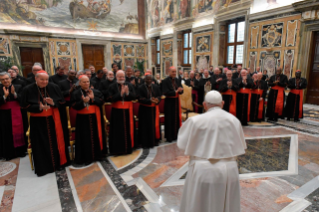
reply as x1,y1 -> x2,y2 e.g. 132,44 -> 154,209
1,104 -> 319,212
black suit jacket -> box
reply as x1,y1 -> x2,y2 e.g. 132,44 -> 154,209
268,74 -> 288,88
162,77 -> 183,97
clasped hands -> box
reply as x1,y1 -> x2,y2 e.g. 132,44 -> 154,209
121,85 -> 129,96
82,90 -> 94,103
175,87 -> 183,93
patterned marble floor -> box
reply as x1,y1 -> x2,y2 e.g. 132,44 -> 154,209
1,106 -> 319,212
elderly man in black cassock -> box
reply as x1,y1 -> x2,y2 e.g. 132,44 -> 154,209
250,72 -> 268,122
0,72 -> 25,160
266,67 -> 288,121
26,65 -> 42,85
20,71 -> 69,176
211,68 -> 225,90
236,69 -> 254,125
219,70 -> 239,116
285,70 -> 307,121
49,66 -> 67,84
108,70 -> 136,155
138,74 -> 162,148
162,66 -> 183,142
71,75 -> 105,165
185,71 -> 200,112
91,69 -> 104,89
58,70 -> 78,105
99,71 -> 115,102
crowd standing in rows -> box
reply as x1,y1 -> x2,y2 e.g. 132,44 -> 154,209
0,63 -> 306,176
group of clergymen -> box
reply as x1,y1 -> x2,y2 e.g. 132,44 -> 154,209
0,62 -> 306,177
182,65 -> 307,125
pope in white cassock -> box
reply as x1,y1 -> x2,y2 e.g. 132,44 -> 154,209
177,90 -> 247,212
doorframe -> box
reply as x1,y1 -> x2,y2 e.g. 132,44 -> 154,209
76,39 -> 110,71
11,41 -> 51,75
296,20 -> 319,102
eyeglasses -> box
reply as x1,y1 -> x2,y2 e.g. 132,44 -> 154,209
0,78 -> 10,81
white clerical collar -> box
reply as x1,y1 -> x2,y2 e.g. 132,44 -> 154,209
207,106 -> 221,112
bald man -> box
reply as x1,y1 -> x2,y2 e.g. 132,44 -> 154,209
162,66 -> 184,142
236,69 -> 254,125
108,70 -> 136,155
20,71 -> 69,176
266,67 -> 288,121
250,72 -> 268,122
71,75 -> 105,165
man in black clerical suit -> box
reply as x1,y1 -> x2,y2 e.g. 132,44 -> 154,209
219,70 -> 239,116
49,66 -> 67,84
99,71 -> 115,102
232,65 -> 242,79
26,65 -> 42,85
266,67 -> 288,121
91,69 -> 104,89
11,65 -> 27,84
8,68 -> 26,88
285,70 -> 308,121
58,70 -> 78,105
211,68 -> 226,91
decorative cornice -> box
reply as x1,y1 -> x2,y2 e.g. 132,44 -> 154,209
249,5 -> 298,21
292,0 -> 319,12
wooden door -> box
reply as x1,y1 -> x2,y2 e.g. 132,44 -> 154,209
20,47 -> 45,78
82,45 -> 105,72
306,32 -> 319,105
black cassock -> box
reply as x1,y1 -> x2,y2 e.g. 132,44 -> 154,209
20,83 -> 69,176
91,76 -> 103,90
236,77 -> 253,125
219,79 -> 239,113
285,77 -> 307,121
211,74 -> 226,91
49,74 -> 67,85
138,84 -> 162,148
99,79 -> 115,102
26,76 -> 35,85
108,83 -> 136,155
198,77 -> 213,113
70,88 -> 105,164
162,77 -> 183,142
58,78 -> 78,105
0,84 -> 26,160
266,74 -> 288,121
249,80 -> 268,122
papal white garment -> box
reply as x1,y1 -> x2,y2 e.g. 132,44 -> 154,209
177,107 -> 247,212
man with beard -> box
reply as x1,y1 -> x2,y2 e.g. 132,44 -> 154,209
236,69 -> 254,125
20,71 -> 68,176
99,71 -> 116,102
219,70 -> 239,116
112,63 -> 119,74
211,67 -> 225,91
26,65 -> 42,85
138,74 -> 162,148
198,70 -> 213,113
108,70 -> 136,155
285,70 -> 307,121
70,75 -> 105,165
266,67 -> 288,121
91,69 -> 104,89
249,73 -> 268,122
50,66 -> 67,84
0,72 -> 26,160
162,66 -> 184,142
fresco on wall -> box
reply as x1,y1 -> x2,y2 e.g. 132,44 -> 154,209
261,23 -> 283,47
163,0 -> 174,23
196,55 -> 210,70
163,57 -> 172,76
0,38 -> 10,55
251,0 -> 302,14
260,51 -> 281,77
162,40 -> 173,56
197,0 -> 213,13
195,35 -> 211,53
0,0 -> 139,34
178,0 -> 191,19
283,49 -> 294,78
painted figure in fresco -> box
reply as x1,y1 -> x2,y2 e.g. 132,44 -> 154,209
164,0 -> 174,23
152,0 -> 160,27
198,0 -> 213,13
284,50 -> 294,78
180,0 -> 190,18
196,55 -> 209,70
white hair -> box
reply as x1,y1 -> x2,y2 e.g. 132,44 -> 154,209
32,65 -> 42,71
116,70 -> 125,76
0,72 -> 11,78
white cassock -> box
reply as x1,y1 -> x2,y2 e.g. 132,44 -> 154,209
177,107 -> 247,212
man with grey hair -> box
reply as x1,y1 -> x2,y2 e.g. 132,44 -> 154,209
177,90 -> 246,212
11,65 -> 27,83
99,70 -> 115,102
8,68 -> 26,88
0,72 -> 26,160
27,63 -> 42,78
108,70 -> 136,155
26,64 -> 42,85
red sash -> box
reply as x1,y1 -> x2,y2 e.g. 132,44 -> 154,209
0,101 -> 25,148
166,93 -> 182,127
77,105 -> 103,150
237,88 -> 251,122
251,89 -> 264,119
112,101 -> 134,148
191,90 -> 198,112
222,89 -> 237,116
290,89 -> 304,118
140,103 -> 160,139
271,85 -> 285,116
30,108 -> 67,165
64,96 -> 70,101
